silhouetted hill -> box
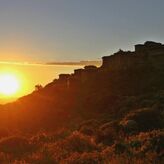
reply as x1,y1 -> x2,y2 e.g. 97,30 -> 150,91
0,41 -> 163,163
0,41 -> 164,131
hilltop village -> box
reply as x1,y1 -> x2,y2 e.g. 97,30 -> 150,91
46,41 -> 164,90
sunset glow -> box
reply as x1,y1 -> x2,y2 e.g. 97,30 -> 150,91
0,73 -> 20,96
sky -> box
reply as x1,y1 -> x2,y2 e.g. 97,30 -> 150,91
0,0 -> 164,62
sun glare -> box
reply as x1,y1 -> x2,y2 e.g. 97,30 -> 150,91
0,73 -> 20,96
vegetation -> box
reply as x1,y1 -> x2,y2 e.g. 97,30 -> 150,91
0,48 -> 163,163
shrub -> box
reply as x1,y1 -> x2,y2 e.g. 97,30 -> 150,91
96,121 -> 118,145
79,119 -> 99,129
79,126 -> 95,136
119,119 -> 138,134
61,152 -> 103,164
0,136 -> 32,156
126,129 -> 164,163
101,146 -> 133,163
25,149 -> 55,164
31,132 -> 49,144
50,131 -> 98,162
123,108 -> 163,131
79,119 -> 99,136
31,129 -> 70,144
128,130 -> 164,154
113,142 -> 128,155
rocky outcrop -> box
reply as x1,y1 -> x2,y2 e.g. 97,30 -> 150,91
48,41 -> 164,91
135,41 -> 164,54
101,41 -> 164,71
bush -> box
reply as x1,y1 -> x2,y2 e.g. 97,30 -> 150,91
50,131 -> 98,162
25,149 -> 55,164
79,119 -> 100,129
128,130 -> 164,155
120,119 -> 138,134
61,152 -> 103,164
0,136 -> 32,156
31,129 -> 70,144
96,121 -> 118,145
123,108 -> 163,131
79,119 -> 99,136
79,126 -> 95,136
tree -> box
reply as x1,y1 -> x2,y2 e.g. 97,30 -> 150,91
35,84 -> 43,91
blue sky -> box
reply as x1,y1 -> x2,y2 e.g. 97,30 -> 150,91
0,0 -> 164,62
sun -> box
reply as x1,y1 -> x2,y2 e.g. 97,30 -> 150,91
0,73 -> 20,96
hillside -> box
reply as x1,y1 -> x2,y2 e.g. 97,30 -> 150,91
0,41 -> 163,163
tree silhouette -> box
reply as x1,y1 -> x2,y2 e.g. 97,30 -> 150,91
35,84 -> 43,91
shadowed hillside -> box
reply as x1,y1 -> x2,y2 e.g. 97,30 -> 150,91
0,41 -> 163,163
